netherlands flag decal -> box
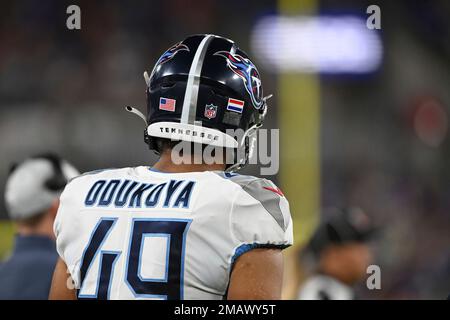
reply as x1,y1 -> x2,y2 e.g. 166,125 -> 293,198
227,98 -> 244,113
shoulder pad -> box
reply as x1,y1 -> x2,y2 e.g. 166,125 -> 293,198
225,173 -> 287,231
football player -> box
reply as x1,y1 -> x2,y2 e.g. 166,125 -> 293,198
297,208 -> 375,300
49,34 -> 293,300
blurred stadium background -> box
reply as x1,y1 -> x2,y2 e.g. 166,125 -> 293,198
0,0 -> 449,299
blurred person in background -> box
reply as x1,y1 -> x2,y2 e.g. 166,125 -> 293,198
297,208 -> 376,300
0,154 -> 79,300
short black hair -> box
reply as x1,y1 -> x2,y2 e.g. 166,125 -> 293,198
152,137 -> 225,157
152,137 -> 180,154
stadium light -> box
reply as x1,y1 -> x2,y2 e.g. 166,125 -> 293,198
251,15 -> 383,74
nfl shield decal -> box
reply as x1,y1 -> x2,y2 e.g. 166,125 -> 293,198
204,104 -> 218,119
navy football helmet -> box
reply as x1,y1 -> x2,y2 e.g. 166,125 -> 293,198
127,34 -> 270,171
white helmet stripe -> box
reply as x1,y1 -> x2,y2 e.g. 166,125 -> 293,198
181,34 -> 215,124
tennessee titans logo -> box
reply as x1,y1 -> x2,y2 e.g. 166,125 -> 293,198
214,51 -> 263,109
152,42 -> 189,75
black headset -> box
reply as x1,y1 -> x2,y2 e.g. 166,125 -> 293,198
8,153 -> 68,192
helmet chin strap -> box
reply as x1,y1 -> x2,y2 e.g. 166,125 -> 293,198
125,106 -> 148,126
125,71 -> 153,125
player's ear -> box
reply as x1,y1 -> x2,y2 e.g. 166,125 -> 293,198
48,198 -> 60,219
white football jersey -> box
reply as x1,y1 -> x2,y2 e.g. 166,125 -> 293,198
54,166 -> 293,300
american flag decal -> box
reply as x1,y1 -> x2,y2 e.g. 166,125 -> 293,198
159,97 -> 176,112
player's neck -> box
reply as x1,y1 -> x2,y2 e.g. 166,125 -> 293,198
16,220 -> 55,240
152,150 -> 227,173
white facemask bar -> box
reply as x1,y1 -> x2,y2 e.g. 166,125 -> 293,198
225,94 -> 272,172
144,71 -> 151,87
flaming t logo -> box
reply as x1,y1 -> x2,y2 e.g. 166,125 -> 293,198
214,51 -> 264,109
151,42 -> 190,77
